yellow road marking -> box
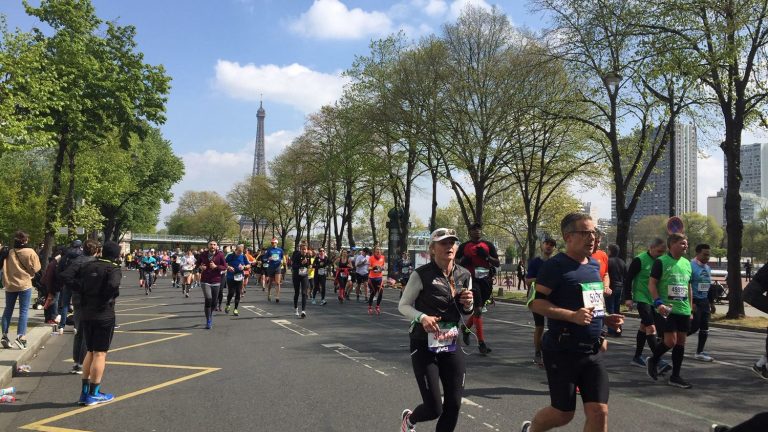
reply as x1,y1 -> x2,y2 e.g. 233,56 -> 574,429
20,364 -> 219,432
116,315 -> 177,326
108,333 -> 189,353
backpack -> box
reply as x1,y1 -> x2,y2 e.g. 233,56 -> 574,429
0,246 -> 9,269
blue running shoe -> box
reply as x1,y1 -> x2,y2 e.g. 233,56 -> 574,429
78,392 -> 88,406
84,392 -> 114,406
205,319 -> 212,329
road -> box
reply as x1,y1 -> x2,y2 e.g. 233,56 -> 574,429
0,273 -> 765,432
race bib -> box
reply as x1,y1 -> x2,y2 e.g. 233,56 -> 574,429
427,323 -> 459,353
263,262 -> 270,268
233,273 -> 244,281
270,253 -> 280,262
697,283 -> 710,293
318,268 -> 326,276
580,282 -> 605,318
475,267 -> 490,279
402,267 -> 411,275
668,284 -> 687,300
298,267 -> 308,276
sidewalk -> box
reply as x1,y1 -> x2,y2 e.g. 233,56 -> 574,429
0,288 -> 52,389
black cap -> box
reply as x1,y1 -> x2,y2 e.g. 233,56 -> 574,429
543,238 -> 557,246
469,222 -> 482,230
71,239 -> 82,248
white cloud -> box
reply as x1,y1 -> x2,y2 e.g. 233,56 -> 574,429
424,0 -> 448,16
213,60 -> 349,114
448,0 -> 493,19
159,130 -> 300,227
289,0 -> 392,40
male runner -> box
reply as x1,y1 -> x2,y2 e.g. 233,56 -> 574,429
457,222 -> 499,355
265,238 -> 286,302
525,238 -> 557,367
688,244 -> 716,362
744,262 -> 768,380
521,212 -> 623,432
353,248 -> 370,302
646,233 -> 694,389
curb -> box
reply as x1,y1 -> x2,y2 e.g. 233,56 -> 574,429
0,325 -> 52,389
494,298 -> 766,334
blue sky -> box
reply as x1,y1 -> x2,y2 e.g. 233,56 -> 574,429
3,0 -> 743,228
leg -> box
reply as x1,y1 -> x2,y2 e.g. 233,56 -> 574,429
435,350 -> 466,431
2,291 -> 19,336
300,276 -> 308,311
531,350 -> 578,431
16,289 -> 31,338
202,283 -> 213,321
293,272 -> 301,309
583,403 -> 609,432
408,340 -> 443,425
233,280 -> 242,309
319,275 -> 326,301
226,280 -> 236,306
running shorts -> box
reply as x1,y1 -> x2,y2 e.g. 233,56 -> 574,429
266,267 -> 280,277
81,317 -> 116,352
636,302 -> 656,326
542,350 -> 609,412
356,274 -> 368,284
662,313 -> 691,334
532,311 -> 545,327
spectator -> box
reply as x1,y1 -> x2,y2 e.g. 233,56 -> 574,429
1,231 -> 42,349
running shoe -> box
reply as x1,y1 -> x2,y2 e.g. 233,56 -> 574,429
311,298 -> 317,305
376,305 -> 380,315
520,421 -> 532,432
478,342 -> 492,355
401,409 -> 415,432
145,288 -> 149,295
694,352 -> 714,362
320,299 -> 327,305
70,364 -> 83,375
15,336 -> 27,350
84,391 -> 115,406
368,306 -> 373,315
534,351 -> 544,367
630,356 -> 647,368
461,324 -> 471,346
185,291 -> 189,298
275,298 -> 280,303
658,359 -> 672,375
711,425 -> 730,432
233,309 -> 239,316
58,327 -> 64,335
78,391 -> 88,406
752,363 -> 768,380
668,375 -> 692,389
646,356 -> 659,381
295,308 -> 300,317
301,310 -> 306,319
1,335 -> 10,349
205,319 -> 212,330
224,305 -> 230,314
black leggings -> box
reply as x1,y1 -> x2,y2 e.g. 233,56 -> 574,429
743,281 -> 768,357
368,277 -> 383,306
293,272 -> 309,310
226,279 -> 243,309
313,275 -> 327,300
202,283 -> 221,321
722,412 -> 768,432
408,338 -> 465,431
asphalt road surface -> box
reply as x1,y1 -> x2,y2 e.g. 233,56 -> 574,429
1,272 -> 765,432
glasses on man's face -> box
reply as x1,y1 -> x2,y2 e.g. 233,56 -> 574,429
433,228 -> 456,237
569,230 -> 597,237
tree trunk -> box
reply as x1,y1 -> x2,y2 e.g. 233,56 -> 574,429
65,146 -> 77,238
41,133 -> 70,269
668,112 -> 676,217
429,169 -> 438,232
723,126 -> 745,318
344,182 -> 355,248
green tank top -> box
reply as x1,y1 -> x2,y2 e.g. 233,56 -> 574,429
657,254 -> 692,316
632,252 -> 655,304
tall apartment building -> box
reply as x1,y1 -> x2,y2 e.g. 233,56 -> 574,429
723,143 -> 768,223
611,123 -> 698,224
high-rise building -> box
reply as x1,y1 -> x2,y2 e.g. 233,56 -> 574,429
611,123 -> 698,224
707,188 -> 725,226
723,143 -> 768,223
252,101 -> 266,177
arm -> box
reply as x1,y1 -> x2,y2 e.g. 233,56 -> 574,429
623,258 -> 641,303
647,259 -> 664,301
529,284 -> 593,326
485,242 -> 500,267
58,258 -> 81,288
398,273 -> 424,322
102,265 -> 122,300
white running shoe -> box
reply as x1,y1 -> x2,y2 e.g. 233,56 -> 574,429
301,310 -> 306,319
694,352 -> 714,362
401,409 -> 415,432
295,308 -> 300,317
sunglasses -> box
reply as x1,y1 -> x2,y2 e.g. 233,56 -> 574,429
433,228 -> 457,237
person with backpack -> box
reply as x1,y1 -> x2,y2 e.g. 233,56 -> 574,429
71,241 -> 122,406
1,231 -> 42,349
41,246 -> 66,326
57,240 -> 84,335
58,239 -> 98,374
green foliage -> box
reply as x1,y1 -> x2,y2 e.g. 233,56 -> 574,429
743,208 -> 768,260
680,212 -> 723,252
167,191 -> 237,242
0,149 -> 52,242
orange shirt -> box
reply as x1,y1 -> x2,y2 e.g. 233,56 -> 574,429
369,254 -> 386,279
592,250 -> 608,280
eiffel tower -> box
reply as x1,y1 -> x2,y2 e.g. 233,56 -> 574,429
252,100 -> 266,176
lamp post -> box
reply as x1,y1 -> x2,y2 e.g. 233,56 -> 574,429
602,71 -> 622,90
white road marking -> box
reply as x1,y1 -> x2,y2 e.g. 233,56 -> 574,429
243,305 -> 272,316
271,319 -> 317,336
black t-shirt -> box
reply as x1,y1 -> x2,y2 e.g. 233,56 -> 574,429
750,263 -> 768,294
536,252 -> 604,349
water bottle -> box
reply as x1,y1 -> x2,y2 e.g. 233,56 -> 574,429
0,395 -> 16,403
0,386 -> 15,396
17,364 -> 31,373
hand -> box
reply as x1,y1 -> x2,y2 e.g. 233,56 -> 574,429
658,304 -> 670,316
227,266 -> 234,272
571,307 -> 595,326
624,300 -> 634,311
420,315 -> 441,333
599,338 -> 608,352
238,264 -> 244,270
476,248 -> 488,258
605,314 -> 625,330
459,289 -> 474,308
603,287 -> 613,297
208,262 -> 216,269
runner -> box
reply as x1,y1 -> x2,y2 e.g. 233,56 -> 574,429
198,241 -> 226,329
291,242 -> 311,318
224,245 -> 250,316
312,247 -> 331,305
265,238 -> 286,302
456,222 -> 499,355
257,246 -> 269,291
140,251 -> 157,295
394,251 -> 414,298
398,228 -> 474,432
688,243 -> 716,362
623,238 -> 668,369
646,233 -> 694,389
525,238 -> 557,367
179,249 -> 196,298
336,249 -> 353,303
243,246 -> 256,296
307,248 -> 316,304
353,248 -> 370,302
606,244 -> 626,336
368,246 -> 386,315
170,254 -> 181,290
742,262 -> 768,380
521,212 -> 624,432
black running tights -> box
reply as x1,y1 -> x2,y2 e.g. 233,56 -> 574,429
226,279 -> 243,309
408,339 -> 465,432
292,272 -> 308,310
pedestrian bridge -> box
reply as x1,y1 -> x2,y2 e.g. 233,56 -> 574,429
125,233 -> 210,245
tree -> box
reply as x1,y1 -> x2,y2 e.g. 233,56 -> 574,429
743,208 -> 768,261
680,212 -> 724,253
0,149 -> 51,242
629,215 -> 668,257
228,175 -> 276,247
641,0 -> 768,317
167,191 -> 237,242
17,0 -> 170,265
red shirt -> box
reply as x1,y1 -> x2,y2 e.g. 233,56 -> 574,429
369,255 -> 385,279
592,250 -> 609,280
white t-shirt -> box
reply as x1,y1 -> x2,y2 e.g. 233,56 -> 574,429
355,254 -> 370,276
180,255 -> 196,271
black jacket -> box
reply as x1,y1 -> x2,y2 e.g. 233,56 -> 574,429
72,258 -> 122,321
410,261 -> 473,340
58,255 -> 96,305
